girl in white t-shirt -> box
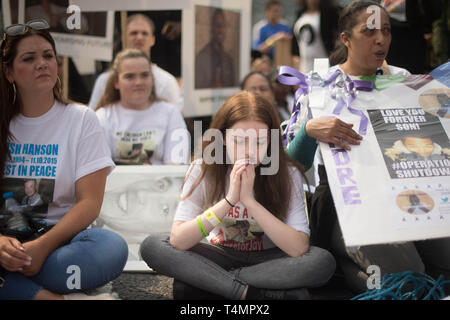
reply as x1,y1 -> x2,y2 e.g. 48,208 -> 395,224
140,91 -> 335,300
0,20 -> 127,300
95,49 -> 189,165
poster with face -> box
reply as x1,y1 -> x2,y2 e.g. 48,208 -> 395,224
93,165 -> 188,271
308,62 -> 450,246
368,108 -> 450,180
1,0 -> 115,61
182,0 -> 251,117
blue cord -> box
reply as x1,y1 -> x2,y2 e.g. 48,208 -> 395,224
351,271 -> 450,300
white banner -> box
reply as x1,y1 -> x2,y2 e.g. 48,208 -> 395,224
182,0 -> 251,117
94,165 -> 189,271
310,64 -> 450,247
70,0 -> 191,11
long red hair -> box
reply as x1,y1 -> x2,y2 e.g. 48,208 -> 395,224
183,91 -> 307,221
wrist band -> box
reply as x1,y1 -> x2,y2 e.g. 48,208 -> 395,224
196,216 -> 208,237
265,38 -> 274,47
224,197 -> 235,208
205,208 -> 222,227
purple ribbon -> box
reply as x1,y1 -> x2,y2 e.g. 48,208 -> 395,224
331,76 -> 373,135
277,66 -> 309,146
277,67 -> 374,145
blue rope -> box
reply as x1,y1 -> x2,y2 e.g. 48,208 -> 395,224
351,271 -> 450,300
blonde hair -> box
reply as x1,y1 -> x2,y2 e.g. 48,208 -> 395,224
95,49 -> 157,110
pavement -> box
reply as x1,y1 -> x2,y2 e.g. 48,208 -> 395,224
112,272 -> 173,300
109,271 -> 355,300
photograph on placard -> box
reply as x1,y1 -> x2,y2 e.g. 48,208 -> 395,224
194,5 -> 240,89
368,108 -> 450,180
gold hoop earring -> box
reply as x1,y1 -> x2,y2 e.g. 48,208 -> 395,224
12,82 -> 16,104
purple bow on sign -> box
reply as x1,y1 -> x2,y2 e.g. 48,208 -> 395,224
277,66 -> 374,145
329,74 -> 374,135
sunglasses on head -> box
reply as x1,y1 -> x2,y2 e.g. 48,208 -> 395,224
2,19 -> 50,41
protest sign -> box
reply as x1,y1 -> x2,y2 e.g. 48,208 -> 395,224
309,64 -> 450,246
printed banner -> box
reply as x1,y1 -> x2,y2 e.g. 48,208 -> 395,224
309,67 -> 450,246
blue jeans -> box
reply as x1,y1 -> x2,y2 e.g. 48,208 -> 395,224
0,228 -> 128,300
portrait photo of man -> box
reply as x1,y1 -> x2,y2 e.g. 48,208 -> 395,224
194,6 -> 240,89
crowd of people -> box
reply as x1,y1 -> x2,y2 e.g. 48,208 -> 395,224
0,0 -> 449,300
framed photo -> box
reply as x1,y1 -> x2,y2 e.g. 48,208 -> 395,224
182,0 -> 251,117
70,0 -> 190,11
2,0 -> 115,61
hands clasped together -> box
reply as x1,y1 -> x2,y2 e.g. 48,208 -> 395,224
226,158 -> 257,207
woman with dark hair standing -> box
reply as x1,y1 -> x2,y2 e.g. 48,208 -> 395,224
0,20 -> 128,300
287,0 -> 450,293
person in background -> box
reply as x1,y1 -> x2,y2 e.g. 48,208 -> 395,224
293,0 -> 339,73
89,14 -> 181,111
241,71 -> 291,122
254,0 -> 292,60
381,0 -> 436,74
95,49 -> 189,165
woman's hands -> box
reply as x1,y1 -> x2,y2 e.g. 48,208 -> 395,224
0,236 -> 32,272
21,238 -> 52,276
305,117 -> 362,150
226,159 -> 256,207
0,235 -> 52,276
240,164 -> 256,206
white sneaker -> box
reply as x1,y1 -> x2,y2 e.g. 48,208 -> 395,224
63,293 -> 116,300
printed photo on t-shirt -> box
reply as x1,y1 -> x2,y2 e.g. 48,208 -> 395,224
0,178 -> 55,227
114,130 -> 160,165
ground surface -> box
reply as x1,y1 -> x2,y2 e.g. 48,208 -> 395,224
110,272 -> 355,300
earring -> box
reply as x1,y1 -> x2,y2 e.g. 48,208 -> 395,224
12,82 -> 16,104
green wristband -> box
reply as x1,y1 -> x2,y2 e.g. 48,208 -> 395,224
197,216 -> 208,237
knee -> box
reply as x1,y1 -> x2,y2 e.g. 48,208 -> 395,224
139,234 -> 168,268
87,229 -> 129,276
308,246 -> 337,284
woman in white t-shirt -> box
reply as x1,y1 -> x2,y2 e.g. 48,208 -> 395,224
0,20 -> 127,300
140,91 -> 336,300
95,49 -> 189,165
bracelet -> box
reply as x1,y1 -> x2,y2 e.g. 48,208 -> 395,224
196,216 -> 208,237
224,197 -> 235,208
265,38 -> 274,47
205,208 -> 222,227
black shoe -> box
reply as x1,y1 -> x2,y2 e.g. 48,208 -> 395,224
173,279 -> 224,300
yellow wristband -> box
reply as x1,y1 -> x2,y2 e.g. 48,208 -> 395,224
205,208 -> 221,228
265,38 -> 274,47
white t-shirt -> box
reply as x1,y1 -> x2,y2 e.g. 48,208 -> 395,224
174,160 -> 310,251
88,64 -> 181,111
294,12 -> 328,73
4,101 -> 114,225
96,101 -> 189,165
